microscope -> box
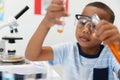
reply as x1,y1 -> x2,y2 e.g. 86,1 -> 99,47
0,6 -> 29,62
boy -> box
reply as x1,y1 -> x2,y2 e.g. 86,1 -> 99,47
25,0 -> 120,80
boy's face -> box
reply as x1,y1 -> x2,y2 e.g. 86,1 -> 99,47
75,6 -> 109,48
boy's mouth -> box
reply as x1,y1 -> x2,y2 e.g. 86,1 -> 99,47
80,35 -> 90,42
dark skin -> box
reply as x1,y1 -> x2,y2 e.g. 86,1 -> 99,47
25,0 -> 120,75
75,6 -> 118,55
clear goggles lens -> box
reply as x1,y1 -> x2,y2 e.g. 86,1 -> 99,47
76,14 -> 100,31
78,18 -> 95,31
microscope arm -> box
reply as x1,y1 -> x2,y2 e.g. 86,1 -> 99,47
0,17 -> 18,30
0,6 -> 29,30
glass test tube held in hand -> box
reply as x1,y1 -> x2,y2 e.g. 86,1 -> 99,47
93,14 -> 120,63
57,0 -> 68,33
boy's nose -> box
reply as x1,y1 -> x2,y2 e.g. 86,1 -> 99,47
82,22 -> 91,34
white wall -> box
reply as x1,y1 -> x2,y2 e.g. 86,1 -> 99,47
1,0 -> 120,56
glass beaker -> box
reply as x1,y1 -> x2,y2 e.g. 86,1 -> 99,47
24,74 -> 36,80
2,71 -> 14,80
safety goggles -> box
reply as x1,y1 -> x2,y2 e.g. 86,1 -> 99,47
75,14 -> 100,32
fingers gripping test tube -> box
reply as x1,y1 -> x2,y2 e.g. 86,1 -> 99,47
57,0 -> 68,33
93,14 -> 120,63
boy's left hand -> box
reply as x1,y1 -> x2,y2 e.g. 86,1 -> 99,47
95,20 -> 120,46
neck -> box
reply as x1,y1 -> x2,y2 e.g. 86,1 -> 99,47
81,45 -> 101,55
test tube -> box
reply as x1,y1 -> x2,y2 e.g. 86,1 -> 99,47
57,18 -> 65,33
108,44 -> 120,63
93,14 -> 120,64
57,0 -> 68,33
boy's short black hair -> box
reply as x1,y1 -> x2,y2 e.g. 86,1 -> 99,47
86,2 -> 115,23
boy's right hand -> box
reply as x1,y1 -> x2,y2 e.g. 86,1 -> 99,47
43,0 -> 69,28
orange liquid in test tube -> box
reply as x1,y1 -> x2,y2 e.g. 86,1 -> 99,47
57,29 -> 63,33
108,43 -> 120,63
